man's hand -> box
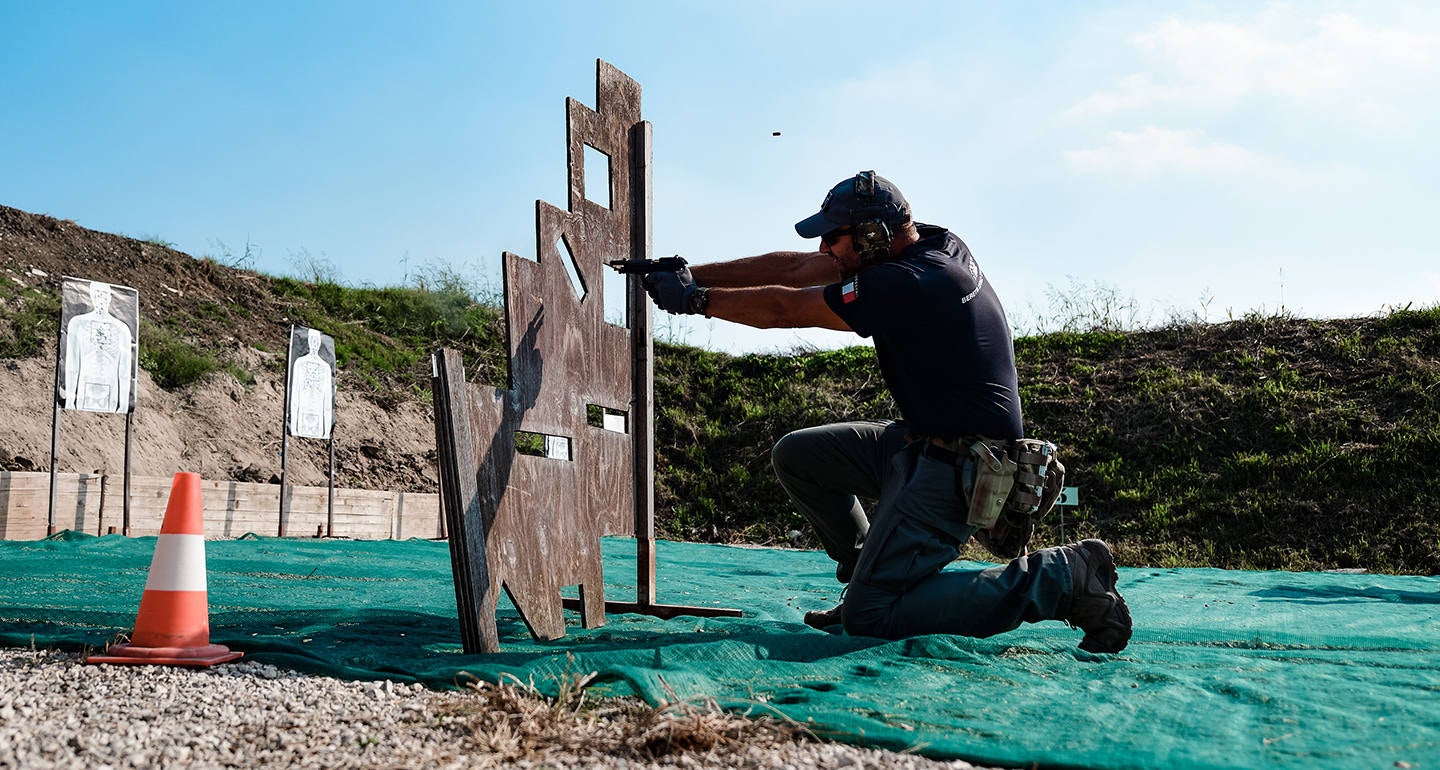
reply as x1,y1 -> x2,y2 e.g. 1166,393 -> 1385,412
642,267 -> 709,315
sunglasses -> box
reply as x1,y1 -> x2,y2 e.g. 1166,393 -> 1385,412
821,227 -> 853,246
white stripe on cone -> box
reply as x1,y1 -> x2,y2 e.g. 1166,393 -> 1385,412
143,534 -> 209,592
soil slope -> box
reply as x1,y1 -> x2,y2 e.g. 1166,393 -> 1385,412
0,205 -> 438,491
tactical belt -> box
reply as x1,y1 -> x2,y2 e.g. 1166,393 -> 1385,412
920,437 -> 966,465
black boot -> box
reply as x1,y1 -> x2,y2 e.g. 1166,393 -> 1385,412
803,603 -> 844,630
1060,539 -> 1133,653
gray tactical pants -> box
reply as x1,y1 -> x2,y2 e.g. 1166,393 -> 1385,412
772,420 -> 1074,639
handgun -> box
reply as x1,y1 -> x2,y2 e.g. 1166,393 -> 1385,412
606,256 -> 687,275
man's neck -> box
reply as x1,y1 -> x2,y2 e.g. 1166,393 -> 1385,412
887,227 -> 921,259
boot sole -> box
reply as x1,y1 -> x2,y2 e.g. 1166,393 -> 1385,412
804,607 -> 843,630
1077,540 -> 1132,653
1078,591 -> 1132,653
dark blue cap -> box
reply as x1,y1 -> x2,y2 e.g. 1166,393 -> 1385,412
794,171 -> 911,239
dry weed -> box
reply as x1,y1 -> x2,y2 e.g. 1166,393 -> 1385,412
444,669 -> 807,765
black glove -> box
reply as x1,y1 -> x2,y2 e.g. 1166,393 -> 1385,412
638,257 -> 690,297
642,266 -> 709,315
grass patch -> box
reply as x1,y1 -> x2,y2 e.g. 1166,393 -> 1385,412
0,275 -> 61,359
138,319 -> 222,389
1009,310 -> 1440,572
272,276 -> 506,385
136,316 -> 255,389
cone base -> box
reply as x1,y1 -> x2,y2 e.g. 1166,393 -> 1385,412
88,643 -> 243,668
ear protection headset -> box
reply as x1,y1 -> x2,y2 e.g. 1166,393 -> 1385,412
850,170 -> 899,264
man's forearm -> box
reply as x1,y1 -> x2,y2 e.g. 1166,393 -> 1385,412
691,251 -> 839,289
703,285 -> 851,332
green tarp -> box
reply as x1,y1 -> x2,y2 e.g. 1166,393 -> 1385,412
1,532 -> 1436,769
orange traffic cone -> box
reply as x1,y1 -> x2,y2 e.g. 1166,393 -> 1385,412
89,472 -> 243,667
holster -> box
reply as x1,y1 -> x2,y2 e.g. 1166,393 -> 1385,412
918,435 -> 1066,558
950,437 -> 1067,559
966,439 -> 1017,529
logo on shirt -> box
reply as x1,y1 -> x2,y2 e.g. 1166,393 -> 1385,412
960,267 -> 985,304
841,278 -> 859,303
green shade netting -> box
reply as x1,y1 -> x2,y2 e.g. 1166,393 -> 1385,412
1,533 -> 1437,770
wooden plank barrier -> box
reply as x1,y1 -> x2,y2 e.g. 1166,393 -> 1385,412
0,471 -> 440,541
393,491 -> 444,541
0,471 -> 103,539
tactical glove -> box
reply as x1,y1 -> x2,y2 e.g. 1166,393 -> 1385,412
642,263 -> 709,315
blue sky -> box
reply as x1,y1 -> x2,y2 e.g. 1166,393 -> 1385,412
4,1 -> 1436,354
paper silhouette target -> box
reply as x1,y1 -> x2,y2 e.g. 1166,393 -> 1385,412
57,277 -> 139,414
286,326 -> 336,439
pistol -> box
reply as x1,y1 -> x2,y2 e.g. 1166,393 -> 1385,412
606,256 -> 687,275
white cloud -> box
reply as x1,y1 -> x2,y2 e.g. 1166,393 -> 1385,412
1064,125 -> 1267,177
1065,6 -> 1440,135
1065,73 -> 1177,119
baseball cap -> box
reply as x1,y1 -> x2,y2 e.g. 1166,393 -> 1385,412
794,171 -> 911,239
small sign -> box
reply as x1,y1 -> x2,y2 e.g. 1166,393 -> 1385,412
1055,486 -> 1081,507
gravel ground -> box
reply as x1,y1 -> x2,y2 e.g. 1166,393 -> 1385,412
0,648 -> 1003,769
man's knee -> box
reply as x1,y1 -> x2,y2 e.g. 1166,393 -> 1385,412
841,612 -> 889,639
840,583 -> 895,639
771,428 -> 814,478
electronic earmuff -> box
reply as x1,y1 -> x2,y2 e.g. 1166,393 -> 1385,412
850,170 -> 894,264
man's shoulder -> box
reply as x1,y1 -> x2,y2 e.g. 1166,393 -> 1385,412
869,226 -> 969,280
909,224 -> 967,258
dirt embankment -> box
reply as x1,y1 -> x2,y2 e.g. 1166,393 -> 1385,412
0,205 -> 439,492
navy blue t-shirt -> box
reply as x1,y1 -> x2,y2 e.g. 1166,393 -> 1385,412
822,224 -> 1023,440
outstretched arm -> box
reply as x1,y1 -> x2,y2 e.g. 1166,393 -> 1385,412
705,285 -> 850,331
642,253 -> 851,331
690,251 -> 840,289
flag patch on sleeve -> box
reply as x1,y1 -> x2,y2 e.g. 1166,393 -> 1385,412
841,278 -> 859,304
